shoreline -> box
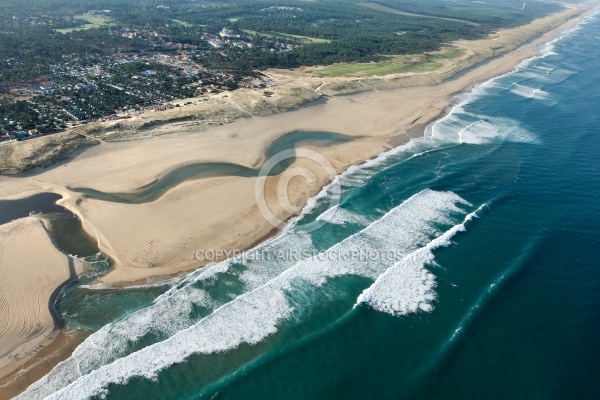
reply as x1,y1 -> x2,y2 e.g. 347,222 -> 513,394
0,217 -> 84,389
0,6 -> 592,283
84,5 -> 594,281
0,5 -> 593,283
0,5 -> 596,396
0,330 -> 86,399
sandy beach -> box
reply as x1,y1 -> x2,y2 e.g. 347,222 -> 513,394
0,3 -> 595,395
0,217 -> 84,382
1,4 -> 588,284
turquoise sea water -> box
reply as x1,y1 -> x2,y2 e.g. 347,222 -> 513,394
16,13 -> 600,399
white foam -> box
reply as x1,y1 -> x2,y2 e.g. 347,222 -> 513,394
78,283 -> 113,290
513,63 -> 576,85
510,84 -> 551,102
356,204 -> 485,316
25,18 -> 590,389
24,14 -> 600,398
237,230 -> 316,288
459,118 -> 538,144
427,102 -> 472,141
18,229 -> 316,400
295,190 -> 469,286
22,190 -> 471,399
44,287 -> 294,400
316,205 -> 369,226
533,64 -> 554,73
429,103 -> 538,145
357,253 -> 437,315
79,275 -> 184,291
283,136 -> 445,232
423,12 -> 600,147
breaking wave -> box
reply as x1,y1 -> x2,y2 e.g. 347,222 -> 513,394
356,204 -> 486,316
316,205 -> 369,226
19,189 -> 474,399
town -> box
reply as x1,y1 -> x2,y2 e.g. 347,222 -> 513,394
1,19 -> 290,144
1,0 -> 562,144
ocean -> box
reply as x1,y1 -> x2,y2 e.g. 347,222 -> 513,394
16,12 -> 600,400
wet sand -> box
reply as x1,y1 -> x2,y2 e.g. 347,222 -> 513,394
0,217 -> 84,384
0,4 -> 594,395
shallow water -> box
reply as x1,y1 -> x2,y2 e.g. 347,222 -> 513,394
0,192 -> 97,258
16,13 -> 600,400
70,130 -> 352,204
0,193 -> 63,225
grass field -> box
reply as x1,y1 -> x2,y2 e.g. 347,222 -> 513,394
241,29 -> 331,44
56,14 -> 113,33
170,19 -> 194,27
314,47 -> 461,77
358,2 -> 480,26
277,32 -> 331,44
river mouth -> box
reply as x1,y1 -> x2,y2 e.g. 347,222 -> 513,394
0,131 -> 353,334
70,130 -> 354,204
0,193 -> 168,332
0,192 -> 99,258
0,193 -> 63,225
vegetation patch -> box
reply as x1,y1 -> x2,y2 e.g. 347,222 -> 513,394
56,14 -> 113,33
242,30 -> 330,44
358,2 -> 480,26
275,32 -> 331,44
170,19 -> 193,27
0,132 -> 98,174
314,47 -> 461,77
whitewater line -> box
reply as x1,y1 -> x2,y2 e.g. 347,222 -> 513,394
356,203 -> 487,316
22,190 -> 470,399
457,121 -> 479,144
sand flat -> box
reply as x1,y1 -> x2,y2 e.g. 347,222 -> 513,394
0,7 -> 593,287
0,4 -> 595,395
68,137 -> 389,284
0,217 -> 83,379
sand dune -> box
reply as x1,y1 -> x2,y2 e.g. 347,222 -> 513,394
0,217 -> 83,379
0,4 -> 595,395
0,5 -> 591,287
